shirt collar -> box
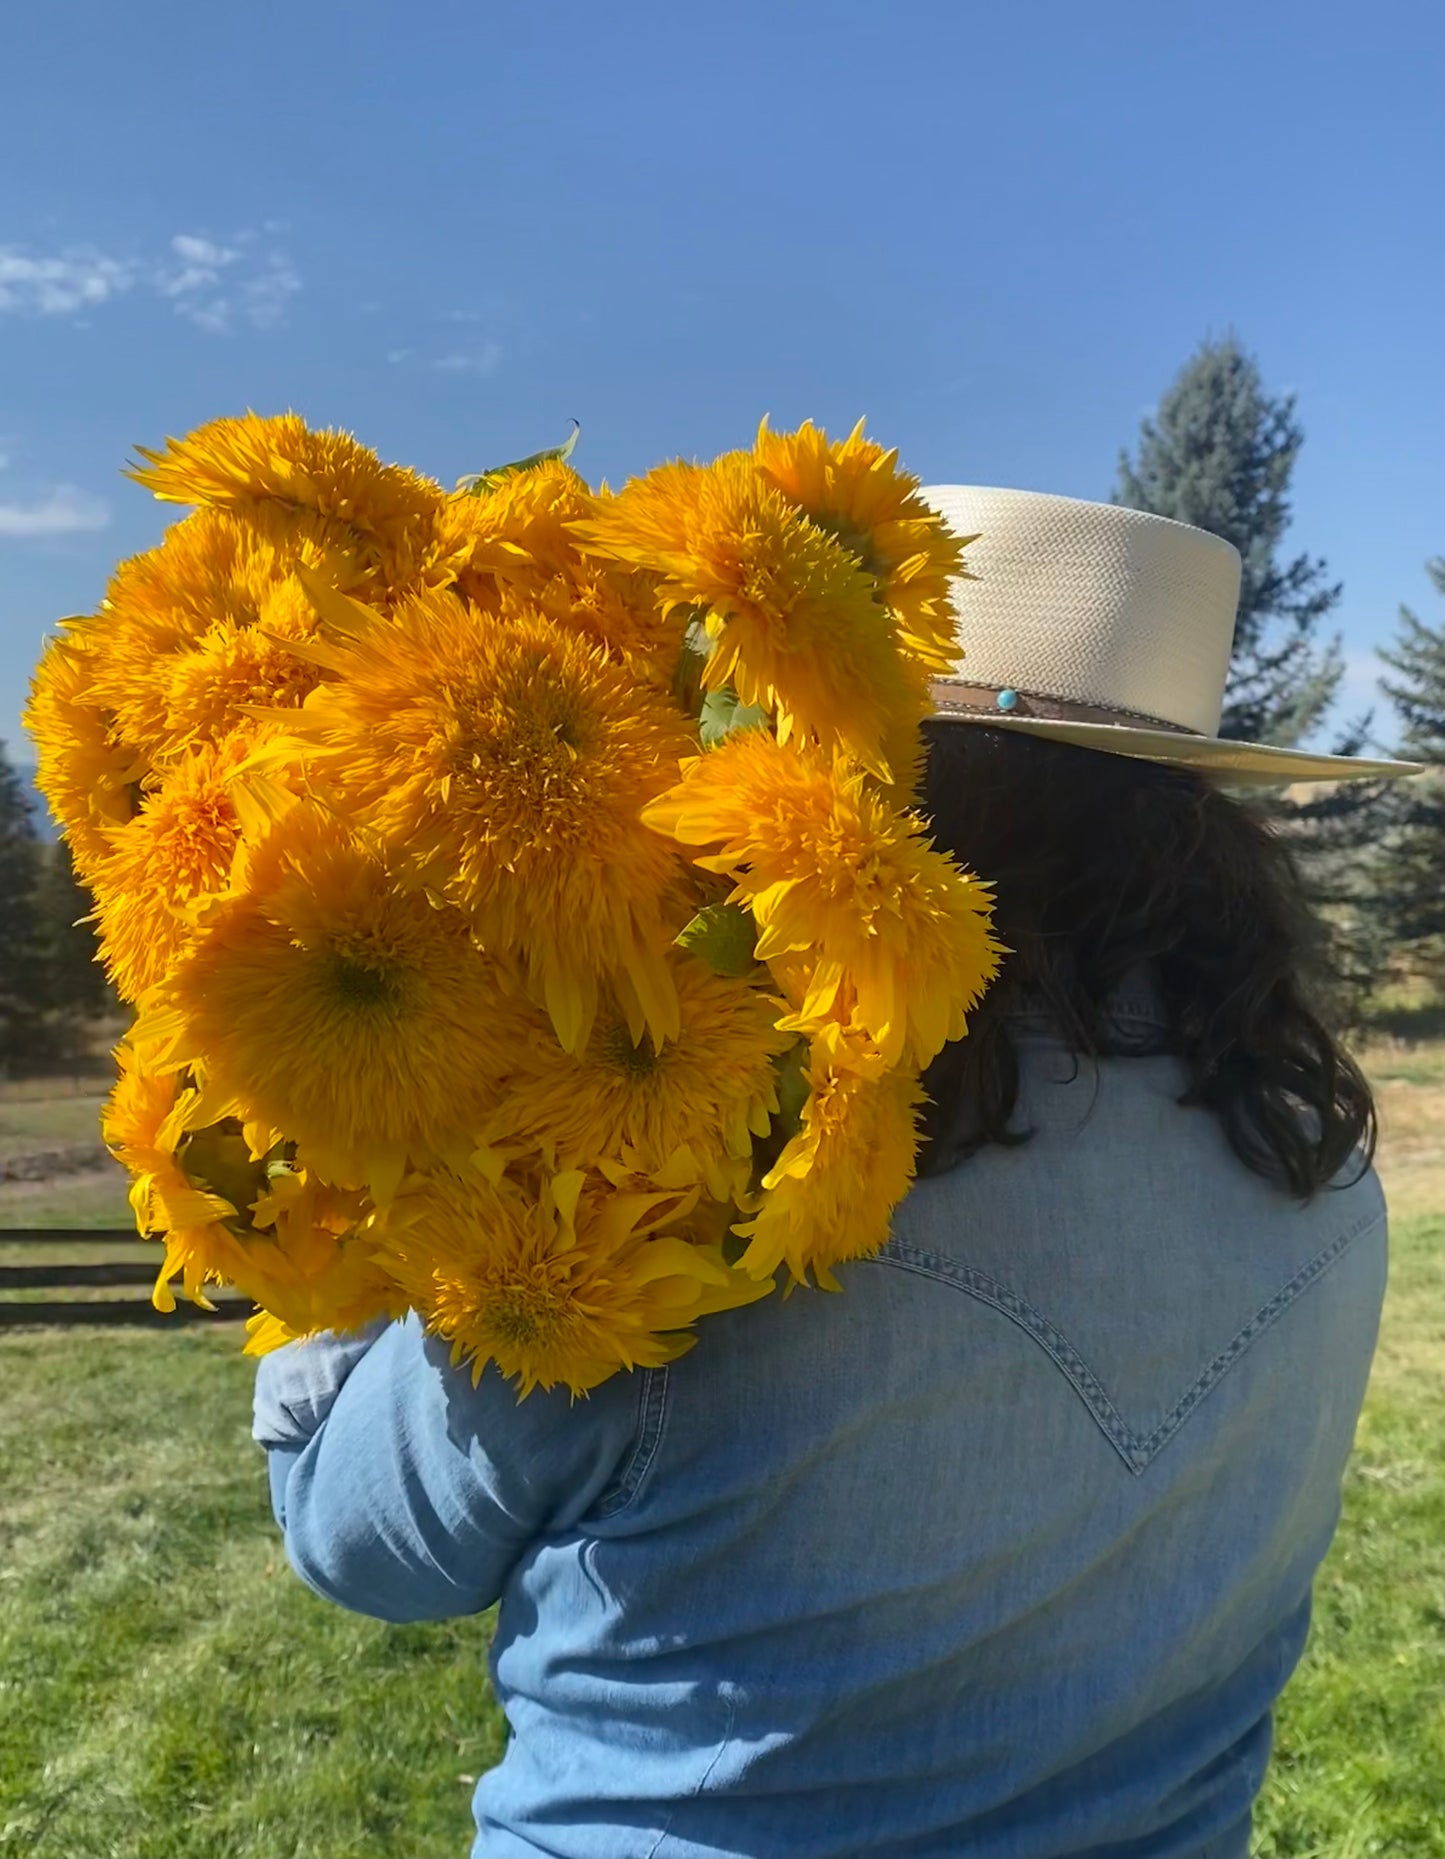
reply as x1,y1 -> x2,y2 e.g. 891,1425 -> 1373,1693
1005,966 -> 1171,1042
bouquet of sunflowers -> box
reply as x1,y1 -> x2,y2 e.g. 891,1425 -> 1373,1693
25,412 -> 1002,1396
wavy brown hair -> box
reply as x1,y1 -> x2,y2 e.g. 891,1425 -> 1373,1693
917,724 -> 1375,1197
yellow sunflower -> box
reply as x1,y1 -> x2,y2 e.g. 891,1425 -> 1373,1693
733,1034 -> 924,1285
436,460 -> 684,673
132,804 -> 536,1202
266,583 -> 694,1055
233,1167 -> 402,1345
585,452 -> 927,780
82,511 -> 319,764
436,459 -> 597,603
507,566 -> 689,681
105,1061 -> 393,1329
482,955 -> 788,1200
152,1123 -> 290,1313
153,579 -> 323,757
752,419 -> 971,673
375,1165 -> 772,1396
577,457 -> 713,564
101,1047 -> 250,1309
24,631 -> 145,876
104,507 -> 270,643
89,734 -> 253,1002
128,412 -> 450,604
643,731 -> 1004,1068
103,1045 -> 228,1236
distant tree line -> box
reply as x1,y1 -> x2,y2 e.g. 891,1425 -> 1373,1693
1115,335 -> 1445,1012
0,754 -> 114,1075
1376,558 -> 1445,981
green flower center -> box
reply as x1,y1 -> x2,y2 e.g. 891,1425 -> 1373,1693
488,1290 -> 565,1347
327,951 -> 409,1012
814,514 -> 888,583
601,1024 -> 660,1078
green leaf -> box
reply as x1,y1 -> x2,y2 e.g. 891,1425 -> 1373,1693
699,687 -> 768,748
669,611 -> 711,715
773,1040 -> 811,1132
720,1228 -> 749,1268
456,420 -> 580,495
750,1039 -> 812,1183
177,1120 -> 268,1223
675,902 -> 758,978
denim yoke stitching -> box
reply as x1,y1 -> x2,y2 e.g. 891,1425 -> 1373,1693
879,1208 -> 1383,1476
593,1364 -> 671,1519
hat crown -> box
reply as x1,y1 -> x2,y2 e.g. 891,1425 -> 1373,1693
923,486 -> 1242,737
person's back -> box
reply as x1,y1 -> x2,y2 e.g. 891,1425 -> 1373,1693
267,980 -> 1383,1857
465,987 -> 1380,1857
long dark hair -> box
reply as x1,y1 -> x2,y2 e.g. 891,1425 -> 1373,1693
917,724 -> 1375,1198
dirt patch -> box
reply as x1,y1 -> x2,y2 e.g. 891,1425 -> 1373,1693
1,1142 -> 110,1183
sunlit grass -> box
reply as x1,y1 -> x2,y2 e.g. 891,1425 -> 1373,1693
1254,1211 -> 1445,1857
0,1170 -> 135,1232
0,1330 -> 504,1859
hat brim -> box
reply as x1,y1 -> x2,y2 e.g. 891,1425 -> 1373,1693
929,710 -> 1424,787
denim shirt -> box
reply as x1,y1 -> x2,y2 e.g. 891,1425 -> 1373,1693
255,987 -> 1386,1859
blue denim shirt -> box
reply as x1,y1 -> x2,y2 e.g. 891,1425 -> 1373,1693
255,986 -> 1386,1859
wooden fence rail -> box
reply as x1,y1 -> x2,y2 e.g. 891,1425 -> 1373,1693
0,1228 -> 155,1245
1,1260 -> 156,1288
0,1229 -> 247,1327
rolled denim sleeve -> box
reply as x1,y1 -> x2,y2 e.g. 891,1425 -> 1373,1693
253,1321 -> 390,1453
260,1312 -> 646,1623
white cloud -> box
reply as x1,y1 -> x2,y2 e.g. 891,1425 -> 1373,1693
159,233 -> 238,293
185,300 -> 232,334
157,231 -> 302,331
168,232 -> 239,271
0,247 -> 136,315
0,230 -> 302,332
241,253 -> 302,328
386,347 -> 415,365
434,341 -> 503,377
0,485 -> 110,538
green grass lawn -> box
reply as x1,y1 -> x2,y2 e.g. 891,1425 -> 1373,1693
0,1091 -> 109,1151
2,1068 -> 1442,1857
0,1331 -> 506,1859
1254,1210 -> 1445,1857
0,1171 -> 134,1234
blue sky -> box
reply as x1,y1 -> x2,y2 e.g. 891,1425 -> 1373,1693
2,0 -> 1441,760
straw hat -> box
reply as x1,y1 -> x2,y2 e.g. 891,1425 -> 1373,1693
923,486 -> 1422,786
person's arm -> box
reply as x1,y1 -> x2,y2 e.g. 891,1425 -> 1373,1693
253,1313 -> 645,1623
252,1321 -> 390,1526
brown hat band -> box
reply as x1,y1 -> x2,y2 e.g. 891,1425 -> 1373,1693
930,680 -> 1201,736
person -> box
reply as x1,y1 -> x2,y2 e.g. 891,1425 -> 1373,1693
253,487 -> 1421,1859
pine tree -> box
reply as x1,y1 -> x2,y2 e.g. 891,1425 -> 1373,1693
1114,334 -> 1346,746
0,739 -> 49,1072
34,839 -> 112,1021
1376,558 -> 1445,970
1114,335 -> 1390,1013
